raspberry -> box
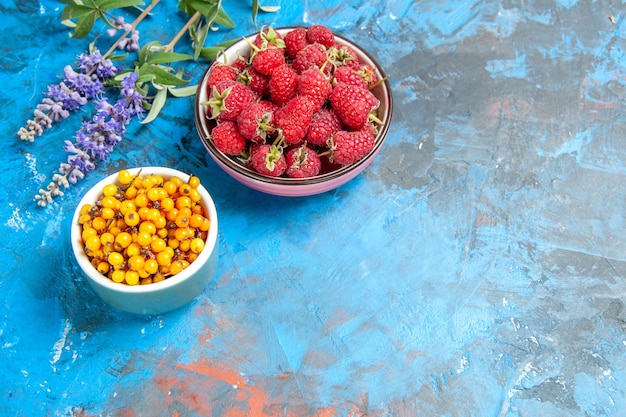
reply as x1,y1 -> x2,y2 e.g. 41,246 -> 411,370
251,47 -> 285,75
298,67 -> 332,110
284,26 -> 308,58
206,64 -> 239,90
306,24 -> 335,48
329,124 -> 376,165
269,64 -> 299,106
253,27 -> 285,49
305,108 -> 342,147
207,80 -> 257,122
211,121 -> 247,155
239,66 -> 270,96
250,144 -> 287,176
237,101 -> 278,143
292,43 -> 328,74
332,65 -> 368,89
285,144 -> 322,178
329,82 -> 378,130
274,96 -> 317,145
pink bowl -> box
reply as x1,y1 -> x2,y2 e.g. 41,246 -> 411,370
194,27 -> 393,197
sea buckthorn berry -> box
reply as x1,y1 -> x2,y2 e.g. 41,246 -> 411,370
153,272 -> 165,283
108,252 -> 124,267
187,252 -> 199,263
115,231 -> 132,249
139,221 -> 156,235
179,239 -> 191,253
124,185 -> 138,199
101,196 -> 120,210
101,207 -> 116,220
134,193 -> 149,208
125,270 -> 140,285
154,215 -> 167,230
170,176 -> 183,187
84,235 -> 102,252
189,189 -> 202,203
199,218 -> 210,232
175,213 -> 190,228
160,197 -> 175,212
126,242 -> 142,257
92,216 -> 107,232
111,270 -> 126,283
124,211 -> 140,227
117,169 -> 133,185
119,200 -> 136,215
80,204 -> 93,215
163,180 -> 178,196
179,183 -> 192,196
102,183 -> 118,197
189,214 -> 205,229
97,261 -> 110,274
156,250 -> 172,266
175,196 -> 192,210
128,255 -> 145,271
146,208 -> 161,223
100,232 -> 115,247
136,231 -> 153,247
190,237 -> 205,254
144,259 -> 159,274
138,206 -> 150,221
188,175 -> 201,188
157,227 -> 169,239
150,238 -> 167,253
166,208 -> 180,222
78,213 -> 92,225
82,227 -> 97,241
169,260 -> 189,275
147,187 -> 164,202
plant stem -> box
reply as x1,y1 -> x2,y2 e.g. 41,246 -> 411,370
164,10 -> 201,52
102,0 -> 161,60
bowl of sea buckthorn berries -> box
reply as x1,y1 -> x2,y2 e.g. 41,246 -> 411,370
71,167 -> 219,315
194,25 -> 393,197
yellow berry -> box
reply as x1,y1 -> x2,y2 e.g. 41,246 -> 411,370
117,169 -> 133,185
108,252 -> 124,267
125,270 -> 140,285
84,235 -> 102,252
190,237 -> 205,254
188,175 -> 201,189
111,270 -> 126,283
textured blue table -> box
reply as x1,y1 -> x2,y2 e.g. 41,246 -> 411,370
2,0 -> 626,416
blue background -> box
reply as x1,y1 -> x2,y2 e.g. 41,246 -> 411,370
1,0 -> 626,416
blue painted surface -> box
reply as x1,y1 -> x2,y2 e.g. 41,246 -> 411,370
2,0 -> 626,415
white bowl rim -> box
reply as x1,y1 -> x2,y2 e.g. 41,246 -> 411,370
71,166 -> 219,294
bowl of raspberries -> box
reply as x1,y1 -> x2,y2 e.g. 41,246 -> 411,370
194,25 -> 393,197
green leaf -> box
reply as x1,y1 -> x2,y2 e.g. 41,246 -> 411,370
98,0 -> 145,11
197,39 -> 237,61
214,8 -> 235,28
147,52 -> 193,65
252,0 -> 258,25
139,64 -> 189,87
141,85 -> 167,124
70,11 -> 97,38
61,4 -> 94,21
167,85 -> 198,97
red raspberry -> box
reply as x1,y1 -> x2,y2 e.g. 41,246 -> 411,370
274,96 -> 317,145
211,121 -> 247,155
329,82 -> 378,130
285,144 -> 322,178
284,27 -> 308,58
231,56 -> 249,71
293,43 -> 327,74
249,144 -> 287,176
237,101 -> 278,143
332,65 -> 368,89
253,27 -> 285,49
306,24 -> 335,48
305,108 -> 342,147
239,66 -> 270,96
329,123 -> 376,165
328,44 -> 360,69
251,47 -> 285,75
207,64 -> 239,91
356,64 -> 380,88
207,80 -> 257,122
269,64 -> 299,106
298,67 -> 332,110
